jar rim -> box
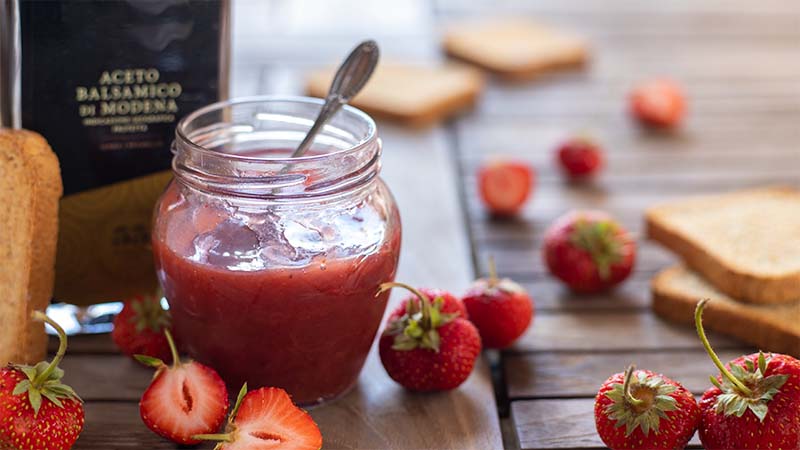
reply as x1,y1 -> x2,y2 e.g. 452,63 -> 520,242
175,95 -> 378,163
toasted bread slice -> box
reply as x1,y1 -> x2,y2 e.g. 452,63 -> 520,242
0,129 -> 62,365
646,186 -> 800,304
306,62 -> 484,128
652,266 -> 799,358
442,19 -> 589,80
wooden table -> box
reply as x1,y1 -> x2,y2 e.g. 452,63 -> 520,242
57,0 -> 800,448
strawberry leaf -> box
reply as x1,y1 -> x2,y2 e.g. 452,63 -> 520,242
28,389 -> 42,416
42,391 -> 63,408
758,352 -> 767,375
713,355 -> 788,422
134,354 -> 165,368
12,380 -> 31,396
569,218 -> 623,280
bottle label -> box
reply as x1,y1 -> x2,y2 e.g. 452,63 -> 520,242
19,1 -> 227,305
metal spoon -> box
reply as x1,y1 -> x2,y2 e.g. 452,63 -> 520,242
290,40 -> 380,158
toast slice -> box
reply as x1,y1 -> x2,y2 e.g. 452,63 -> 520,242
0,129 -> 62,365
652,266 -> 799,358
442,19 -> 589,80
646,186 -> 800,304
306,62 -> 484,128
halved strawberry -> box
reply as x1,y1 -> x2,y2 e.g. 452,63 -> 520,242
478,160 -> 534,216
136,331 -> 229,445
195,384 -> 322,450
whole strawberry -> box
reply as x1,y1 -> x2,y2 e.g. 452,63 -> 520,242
193,384 -> 322,450
377,282 -> 481,391
137,330 -> 229,445
0,312 -> 84,450
462,257 -> 534,349
694,299 -> 800,449
543,210 -> 636,293
595,365 -> 700,450
556,136 -> 604,180
112,294 -> 173,363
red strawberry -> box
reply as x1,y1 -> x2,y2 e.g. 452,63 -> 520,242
694,299 -> 800,450
630,78 -> 686,128
194,384 -> 322,450
556,136 -> 604,180
462,257 -> 534,349
595,365 -> 700,450
137,331 -> 229,445
377,282 -> 482,391
0,312 -> 84,450
543,210 -> 636,293
478,160 -> 535,216
112,294 -> 173,363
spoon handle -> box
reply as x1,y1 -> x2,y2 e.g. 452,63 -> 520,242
291,40 -> 379,158
290,100 -> 343,158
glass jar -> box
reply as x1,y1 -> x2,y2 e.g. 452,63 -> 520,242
152,97 -> 401,406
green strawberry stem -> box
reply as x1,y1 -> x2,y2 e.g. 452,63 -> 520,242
31,311 -> 67,388
134,329 -> 181,369
694,299 -> 753,397
165,329 -> 181,368
487,255 -> 499,288
377,282 -> 431,305
622,364 -> 645,408
193,383 -> 248,445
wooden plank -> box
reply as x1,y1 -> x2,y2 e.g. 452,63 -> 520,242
504,348 -> 752,399
463,182 -> 800,226
509,311 -> 742,352
75,402 -> 181,450
518,278 -> 653,311
455,117 -> 800,164
436,0 -> 800,16
473,241 -> 676,280
510,398 -> 702,450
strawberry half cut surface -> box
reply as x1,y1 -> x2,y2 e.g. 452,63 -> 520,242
194,384 -> 322,450
694,299 -> 800,450
137,331 -> 229,445
478,160 -> 534,216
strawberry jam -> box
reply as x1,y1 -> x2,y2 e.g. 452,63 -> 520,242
152,97 -> 401,406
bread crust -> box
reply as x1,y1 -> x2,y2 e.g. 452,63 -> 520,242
442,19 -> 589,81
305,63 -> 484,128
652,267 -> 800,358
646,187 -> 800,304
0,129 -> 62,364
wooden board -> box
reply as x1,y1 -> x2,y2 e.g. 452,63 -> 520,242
442,0 -> 800,448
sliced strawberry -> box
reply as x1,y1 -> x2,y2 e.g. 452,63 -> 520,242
630,78 -> 686,128
219,387 -> 322,450
478,161 -> 534,216
137,332 -> 229,445
194,385 -> 322,450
